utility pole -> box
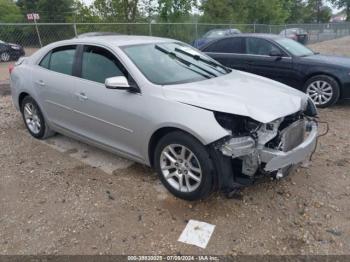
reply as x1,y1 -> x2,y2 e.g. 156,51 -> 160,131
34,15 -> 42,47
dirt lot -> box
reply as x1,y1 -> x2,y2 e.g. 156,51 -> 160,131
309,37 -> 350,56
0,38 -> 350,255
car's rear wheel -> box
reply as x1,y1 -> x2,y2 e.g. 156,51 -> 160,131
304,75 -> 340,108
1,52 -> 10,62
21,96 -> 54,139
154,131 -> 214,201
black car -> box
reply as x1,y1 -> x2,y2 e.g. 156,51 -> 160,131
200,34 -> 350,107
0,40 -> 25,62
279,28 -> 309,45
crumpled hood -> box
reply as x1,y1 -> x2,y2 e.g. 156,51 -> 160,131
163,70 -> 308,123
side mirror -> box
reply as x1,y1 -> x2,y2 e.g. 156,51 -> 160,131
105,76 -> 131,90
105,76 -> 139,93
269,50 -> 283,58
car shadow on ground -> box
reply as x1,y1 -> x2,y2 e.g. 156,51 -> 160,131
335,99 -> 350,107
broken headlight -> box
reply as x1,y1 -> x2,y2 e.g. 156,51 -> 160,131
304,98 -> 318,117
214,112 -> 261,135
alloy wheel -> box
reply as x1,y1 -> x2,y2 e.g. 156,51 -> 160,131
160,144 -> 202,193
306,80 -> 333,106
1,52 -> 10,62
23,103 -> 42,134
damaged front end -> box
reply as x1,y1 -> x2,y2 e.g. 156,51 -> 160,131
211,100 -> 318,191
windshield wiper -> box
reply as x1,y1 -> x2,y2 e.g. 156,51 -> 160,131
155,45 -> 217,78
175,61 -> 212,79
174,47 -> 231,73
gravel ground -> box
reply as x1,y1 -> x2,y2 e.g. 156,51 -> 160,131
0,38 -> 350,255
309,37 -> 350,57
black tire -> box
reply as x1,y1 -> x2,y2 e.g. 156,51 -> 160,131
20,96 -> 54,139
303,75 -> 340,108
154,131 -> 214,201
0,51 -> 10,62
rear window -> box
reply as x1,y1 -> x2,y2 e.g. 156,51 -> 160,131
39,52 -> 50,69
39,45 -> 76,76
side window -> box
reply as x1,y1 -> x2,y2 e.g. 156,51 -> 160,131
39,52 -> 51,69
246,38 -> 280,56
81,45 -> 126,84
50,46 -> 76,75
203,38 -> 243,54
39,45 -> 76,75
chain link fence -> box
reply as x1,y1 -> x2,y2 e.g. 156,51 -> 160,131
1,22 -> 350,49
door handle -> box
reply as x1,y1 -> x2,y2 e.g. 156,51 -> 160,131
76,92 -> 88,101
36,80 -> 45,87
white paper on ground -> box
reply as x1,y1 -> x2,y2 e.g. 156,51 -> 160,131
178,219 -> 216,249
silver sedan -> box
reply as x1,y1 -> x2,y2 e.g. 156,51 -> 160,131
10,35 -> 318,200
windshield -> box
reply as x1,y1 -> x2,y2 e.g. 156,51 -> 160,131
122,42 -> 230,85
276,38 -> 314,57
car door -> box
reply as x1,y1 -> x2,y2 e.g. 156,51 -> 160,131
202,37 -> 249,71
244,37 -> 296,86
71,44 -> 144,160
33,45 -> 81,131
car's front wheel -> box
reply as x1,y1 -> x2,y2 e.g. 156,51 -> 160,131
0,52 -> 10,62
21,96 -> 54,139
154,131 -> 214,201
304,75 -> 340,108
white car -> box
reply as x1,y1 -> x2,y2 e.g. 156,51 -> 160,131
10,35 -> 318,200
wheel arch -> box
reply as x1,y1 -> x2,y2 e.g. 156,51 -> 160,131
148,126 -> 208,168
18,92 -> 30,111
18,92 -> 47,120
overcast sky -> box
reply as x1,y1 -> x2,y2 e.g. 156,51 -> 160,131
82,0 -> 93,6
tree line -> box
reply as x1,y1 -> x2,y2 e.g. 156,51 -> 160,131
0,0 -> 349,24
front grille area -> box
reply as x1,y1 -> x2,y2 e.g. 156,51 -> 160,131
280,119 -> 305,152
265,112 -> 305,151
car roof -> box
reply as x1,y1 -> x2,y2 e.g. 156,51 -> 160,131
233,33 -> 282,39
209,28 -> 239,31
60,35 -> 174,47
205,33 -> 283,40
199,33 -> 285,50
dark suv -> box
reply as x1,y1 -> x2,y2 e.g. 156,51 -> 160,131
0,40 -> 25,62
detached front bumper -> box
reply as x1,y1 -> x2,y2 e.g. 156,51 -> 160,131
260,122 -> 318,172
